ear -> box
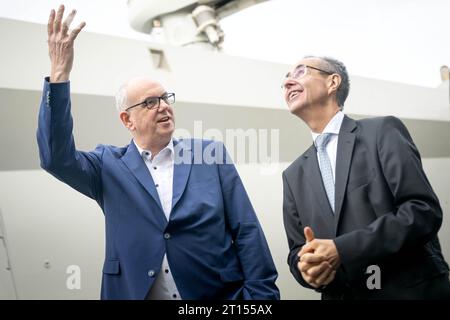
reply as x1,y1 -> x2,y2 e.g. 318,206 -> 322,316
328,74 -> 341,95
119,111 -> 134,131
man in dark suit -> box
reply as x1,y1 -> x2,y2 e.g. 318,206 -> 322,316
36,5 -> 279,300
282,55 -> 450,299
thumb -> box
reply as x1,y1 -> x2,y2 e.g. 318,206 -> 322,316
304,226 -> 315,243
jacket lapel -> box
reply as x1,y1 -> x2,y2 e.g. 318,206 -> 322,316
120,141 -> 164,213
334,116 -> 357,232
171,139 -> 193,211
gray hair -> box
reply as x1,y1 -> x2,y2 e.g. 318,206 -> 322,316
115,83 -> 128,113
304,55 -> 350,109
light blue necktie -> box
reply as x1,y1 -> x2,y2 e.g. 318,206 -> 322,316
315,133 -> 335,213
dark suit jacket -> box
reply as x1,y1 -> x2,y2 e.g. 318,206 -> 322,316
37,78 -> 279,300
283,115 -> 449,299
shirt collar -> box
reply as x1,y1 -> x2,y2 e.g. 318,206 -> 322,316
134,139 -> 174,161
311,111 -> 345,144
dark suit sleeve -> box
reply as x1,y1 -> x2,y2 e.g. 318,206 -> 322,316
36,78 -> 103,205
217,142 -> 280,299
282,171 -> 318,290
334,116 -> 443,277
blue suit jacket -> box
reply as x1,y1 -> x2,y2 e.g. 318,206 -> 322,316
36,79 -> 279,300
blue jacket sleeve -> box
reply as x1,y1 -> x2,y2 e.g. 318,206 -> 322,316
36,78 -> 104,206
216,142 -> 280,299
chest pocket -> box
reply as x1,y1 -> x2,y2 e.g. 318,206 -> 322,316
103,259 -> 120,275
347,168 -> 375,193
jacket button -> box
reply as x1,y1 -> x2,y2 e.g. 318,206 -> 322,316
164,233 -> 171,239
148,270 -> 155,277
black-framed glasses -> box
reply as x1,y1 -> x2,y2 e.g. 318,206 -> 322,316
125,93 -> 175,112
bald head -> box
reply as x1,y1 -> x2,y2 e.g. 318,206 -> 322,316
115,77 -> 164,112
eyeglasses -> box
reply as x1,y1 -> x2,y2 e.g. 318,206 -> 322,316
125,93 -> 175,112
282,64 -> 334,88
288,64 -> 333,79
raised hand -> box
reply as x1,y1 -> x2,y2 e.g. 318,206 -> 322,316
47,5 -> 86,82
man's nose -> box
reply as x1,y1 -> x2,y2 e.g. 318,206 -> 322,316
283,78 -> 296,90
157,100 -> 170,112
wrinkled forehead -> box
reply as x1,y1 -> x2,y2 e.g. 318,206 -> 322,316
127,77 -> 166,101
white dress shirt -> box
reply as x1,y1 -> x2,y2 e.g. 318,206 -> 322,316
134,139 -> 181,300
311,111 -> 345,184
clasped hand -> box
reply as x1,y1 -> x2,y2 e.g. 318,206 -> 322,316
297,227 -> 341,288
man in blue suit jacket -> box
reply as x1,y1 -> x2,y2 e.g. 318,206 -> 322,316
37,5 -> 279,300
